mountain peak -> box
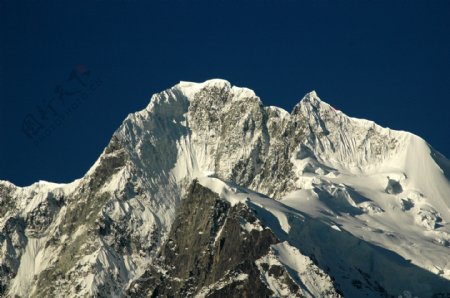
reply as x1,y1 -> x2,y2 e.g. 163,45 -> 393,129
300,90 -> 325,108
303,90 -> 319,100
176,79 -> 231,98
178,78 -> 231,89
292,90 -> 329,116
172,79 -> 261,107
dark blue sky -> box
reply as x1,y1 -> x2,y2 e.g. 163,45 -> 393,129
1,0 -> 449,186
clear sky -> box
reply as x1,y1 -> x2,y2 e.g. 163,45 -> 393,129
1,0 -> 449,186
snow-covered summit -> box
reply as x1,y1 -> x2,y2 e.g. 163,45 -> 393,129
296,90 -> 321,106
177,79 -> 231,97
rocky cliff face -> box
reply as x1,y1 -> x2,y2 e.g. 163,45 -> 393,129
128,181 -> 340,297
1,79 -> 450,297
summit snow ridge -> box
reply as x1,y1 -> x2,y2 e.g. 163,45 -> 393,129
1,79 -> 450,297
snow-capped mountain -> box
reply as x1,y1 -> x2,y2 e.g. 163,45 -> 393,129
1,79 -> 449,297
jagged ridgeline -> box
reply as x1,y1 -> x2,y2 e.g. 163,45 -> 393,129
1,79 -> 450,297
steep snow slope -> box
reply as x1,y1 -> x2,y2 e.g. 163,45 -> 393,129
193,174 -> 450,297
284,92 -> 450,281
0,79 -> 449,297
